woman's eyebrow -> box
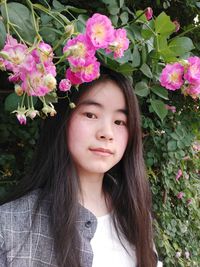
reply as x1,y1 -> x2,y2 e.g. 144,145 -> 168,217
78,99 -> 128,115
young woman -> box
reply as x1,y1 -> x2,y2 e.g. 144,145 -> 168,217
0,68 -> 160,267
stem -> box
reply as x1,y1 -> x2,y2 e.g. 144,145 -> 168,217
20,92 -> 26,108
33,4 -> 65,28
26,0 -> 41,40
4,0 -> 10,34
170,24 -> 200,41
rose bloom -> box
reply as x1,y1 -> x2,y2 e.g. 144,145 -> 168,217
107,29 -> 129,58
78,59 -> 100,83
160,63 -> 184,90
66,68 -> 83,85
1,35 -> 29,73
86,13 -> 114,49
145,7 -> 153,20
185,83 -> 200,99
64,34 -> 95,67
184,56 -> 200,84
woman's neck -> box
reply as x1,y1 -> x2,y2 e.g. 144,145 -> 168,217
78,173 -> 111,217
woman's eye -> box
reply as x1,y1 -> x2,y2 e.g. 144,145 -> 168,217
115,120 -> 126,126
85,112 -> 97,119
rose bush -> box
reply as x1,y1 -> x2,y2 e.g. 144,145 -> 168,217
0,0 -> 199,266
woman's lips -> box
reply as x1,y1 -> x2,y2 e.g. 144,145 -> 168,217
89,147 -> 113,156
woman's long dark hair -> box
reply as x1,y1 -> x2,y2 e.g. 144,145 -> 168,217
1,68 -> 157,267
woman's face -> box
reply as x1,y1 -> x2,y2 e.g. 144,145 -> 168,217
67,79 -> 129,179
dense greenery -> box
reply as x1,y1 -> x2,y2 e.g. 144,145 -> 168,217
0,0 -> 199,266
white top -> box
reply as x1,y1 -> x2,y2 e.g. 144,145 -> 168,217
91,213 -> 137,267
91,213 -> 163,267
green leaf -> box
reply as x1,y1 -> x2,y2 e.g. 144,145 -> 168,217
0,21 -> 6,49
135,81 -> 150,97
108,7 -> 120,15
135,10 -> 147,23
4,93 -> 21,112
110,15 -> 119,26
116,63 -> 135,75
167,140 -> 177,151
119,0 -> 124,8
1,3 -> 36,43
140,63 -> 153,78
53,0 -> 64,9
151,85 -> 169,100
168,37 -> 194,56
155,12 -> 175,36
120,12 -> 129,24
132,45 -> 141,67
150,99 -> 168,121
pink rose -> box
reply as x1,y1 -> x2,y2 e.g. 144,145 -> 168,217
107,29 -> 129,58
64,34 -> 95,67
160,63 -> 184,90
184,56 -> 200,84
86,13 -> 115,49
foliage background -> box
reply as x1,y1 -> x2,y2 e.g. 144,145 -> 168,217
0,0 -> 200,266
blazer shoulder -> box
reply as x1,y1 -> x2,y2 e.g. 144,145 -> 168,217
0,189 -> 40,214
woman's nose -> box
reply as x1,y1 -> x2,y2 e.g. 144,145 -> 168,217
96,121 -> 114,141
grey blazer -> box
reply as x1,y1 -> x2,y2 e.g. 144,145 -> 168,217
0,190 -> 97,267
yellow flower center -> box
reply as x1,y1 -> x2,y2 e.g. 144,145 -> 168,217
170,72 -> 179,82
93,24 -> 105,41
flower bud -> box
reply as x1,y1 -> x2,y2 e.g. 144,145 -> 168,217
16,113 -> 27,125
26,109 -> 39,119
44,74 -> 57,90
173,20 -> 180,32
14,84 -> 24,96
42,105 -> 57,116
185,251 -> 190,259
69,102 -> 76,109
175,252 -> 181,258
177,192 -> 184,199
65,24 -> 74,37
59,79 -> 71,92
145,7 -> 153,20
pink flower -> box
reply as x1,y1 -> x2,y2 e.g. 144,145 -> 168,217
176,169 -> 183,181
79,60 -> 100,83
107,29 -> 129,58
165,105 -> 176,113
63,34 -> 95,67
21,70 -> 50,96
184,56 -> 200,84
173,20 -> 180,32
1,35 -> 28,73
86,13 -> 115,49
185,83 -> 200,99
145,7 -> 153,20
66,68 -> 83,85
59,79 -> 71,91
32,42 -> 54,64
160,63 -> 184,90
16,113 -> 26,125
177,192 -> 184,199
